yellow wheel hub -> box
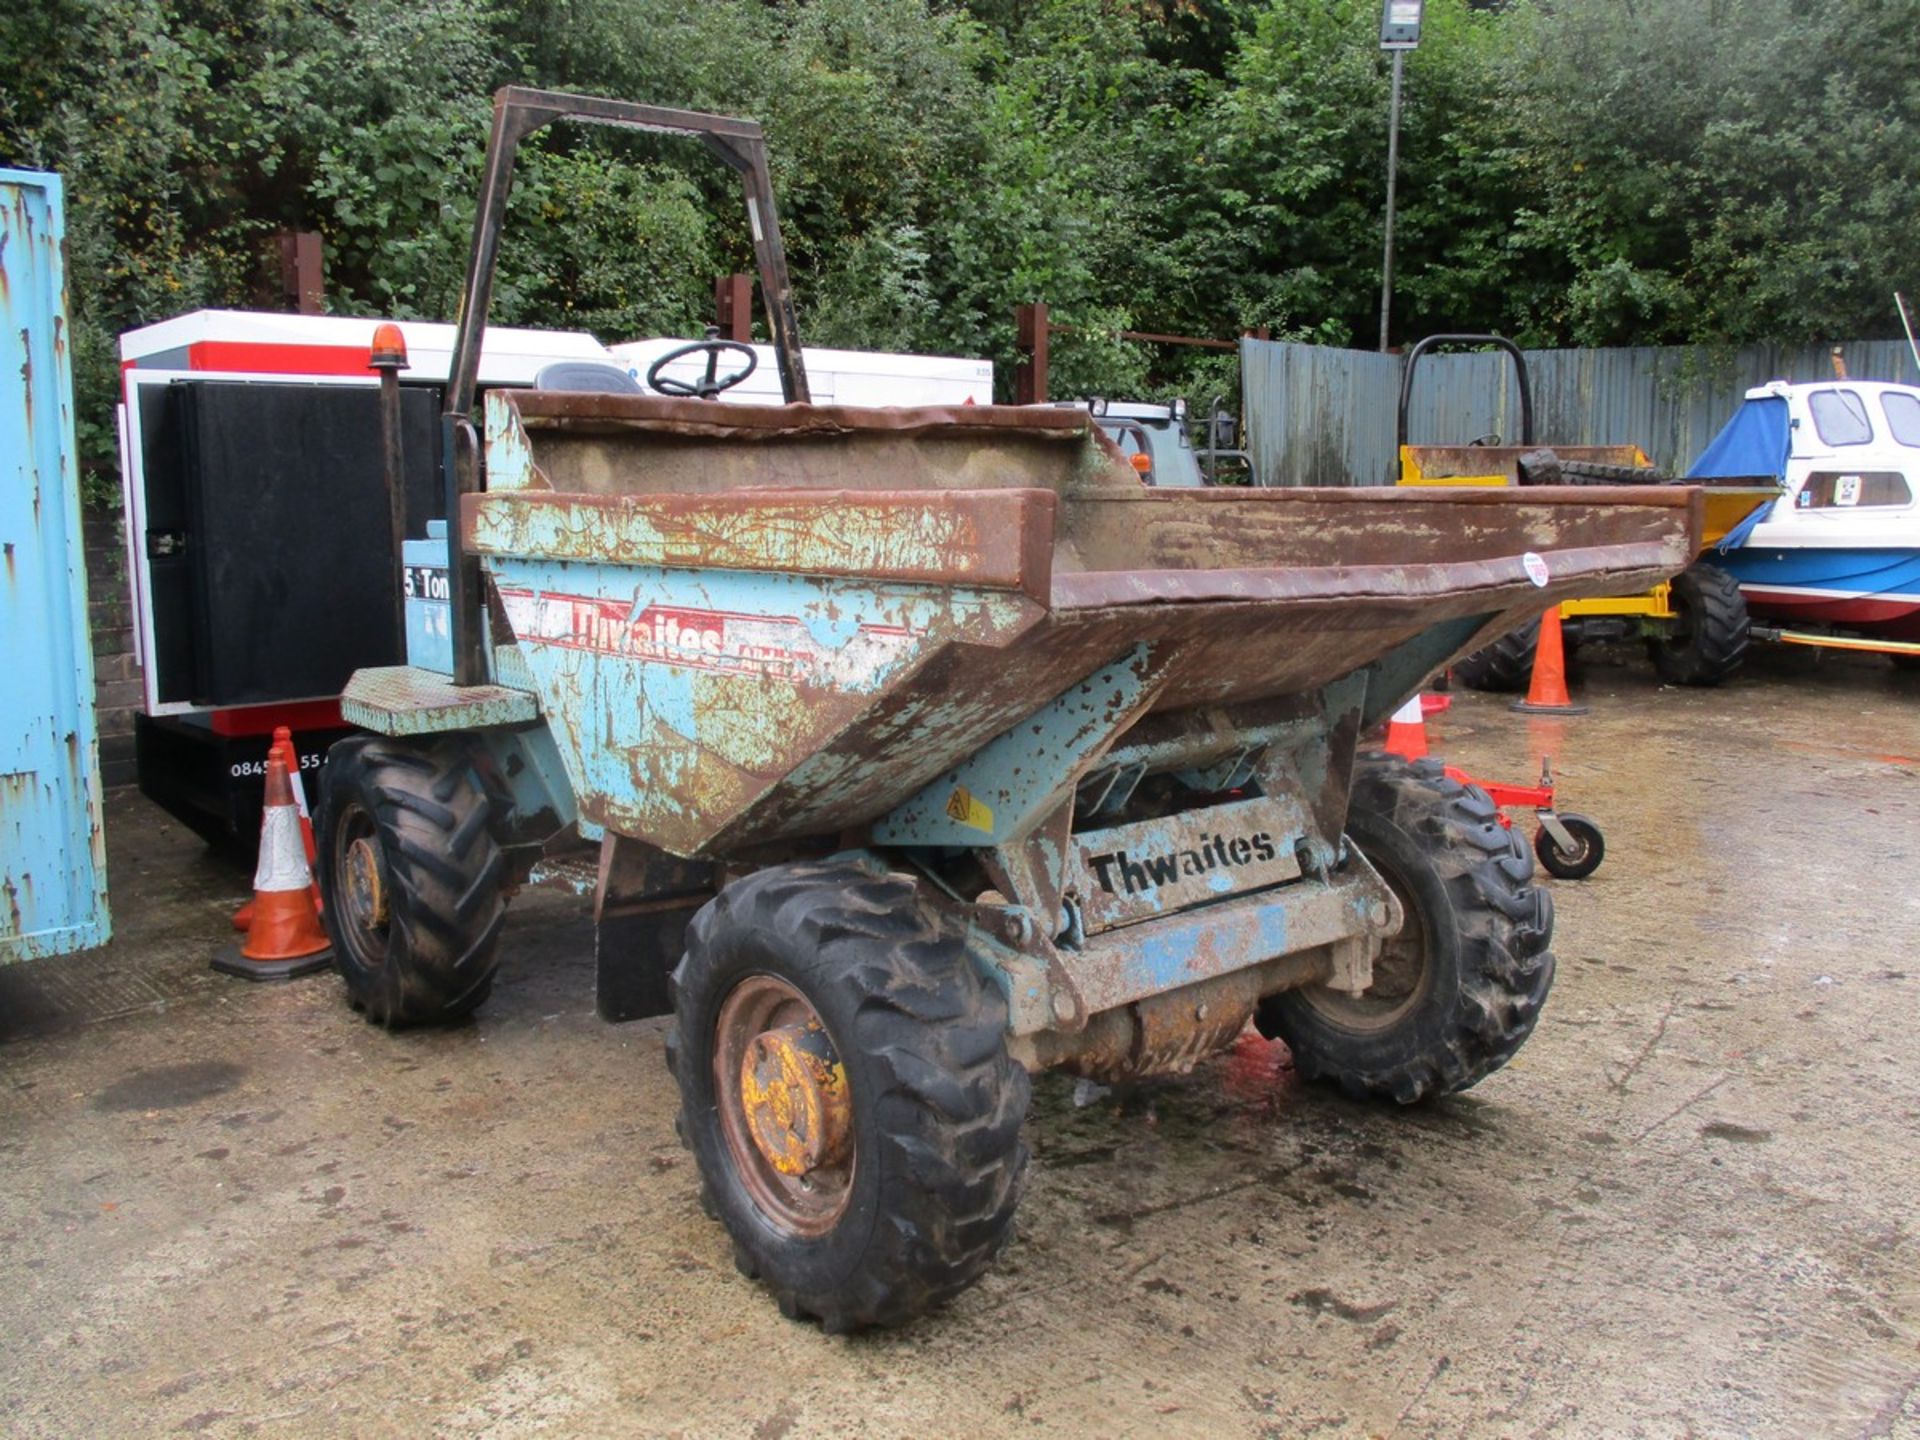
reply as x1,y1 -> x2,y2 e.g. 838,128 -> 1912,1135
345,835 -> 388,926
738,1020 -> 851,1178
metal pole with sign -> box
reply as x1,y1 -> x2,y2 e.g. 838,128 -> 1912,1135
1378,0 -> 1423,353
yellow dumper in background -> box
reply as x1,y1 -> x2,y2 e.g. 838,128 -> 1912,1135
1396,335 -> 1778,689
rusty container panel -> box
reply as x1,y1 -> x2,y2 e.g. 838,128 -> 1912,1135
1,169 -> 110,960
467,391 -> 1698,859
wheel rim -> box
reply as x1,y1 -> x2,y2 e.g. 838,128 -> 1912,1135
331,801 -> 391,972
1298,857 -> 1430,1032
713,976 -> 855,1238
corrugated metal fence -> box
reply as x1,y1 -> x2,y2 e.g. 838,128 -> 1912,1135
1242,337 -> 1920,487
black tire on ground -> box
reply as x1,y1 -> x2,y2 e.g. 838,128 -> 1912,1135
1452,618 -> 1541,693
1647,561 -> 1750,686
315,734 -> 508,1027
1554,459 -> 1677,486
667,862 -> 1030,1332
1255,753 -> 1556,1103
1534,813 -> 1605,880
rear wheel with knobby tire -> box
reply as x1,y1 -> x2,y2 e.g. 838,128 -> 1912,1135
1256,753 -> 1556,1102
315,735 -> 508,1027
1452,618 -> 1542,694
1647,561 -> 1750,686
667,862 -> 1029,1331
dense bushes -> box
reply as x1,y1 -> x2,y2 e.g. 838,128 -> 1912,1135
3,0 -> 1914,495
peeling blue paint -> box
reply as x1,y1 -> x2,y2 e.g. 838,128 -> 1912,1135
1,169 -> 110,961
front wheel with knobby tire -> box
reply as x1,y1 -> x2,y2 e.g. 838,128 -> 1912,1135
1534,813 -> 1605,880
1255,753 -> 1556,1102
1647,561 -> 1749,686
315,735 -> 508,1027
667,862 -> 1029,1331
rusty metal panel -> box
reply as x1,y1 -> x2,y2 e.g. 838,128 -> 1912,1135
1052,863 -> 1393,1021
464,487 -> 1055,601
340,665 -> 540,735
1,169 -> 110,961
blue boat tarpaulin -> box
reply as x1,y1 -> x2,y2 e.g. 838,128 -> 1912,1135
1690,395 -> 1789,550
1689,395 -> 1790,480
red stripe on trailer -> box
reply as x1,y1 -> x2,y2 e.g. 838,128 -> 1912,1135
186,340 -> 374,376
207,699 -> 346,737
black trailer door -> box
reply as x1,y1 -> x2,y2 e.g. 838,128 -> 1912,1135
147,379 -> 442,707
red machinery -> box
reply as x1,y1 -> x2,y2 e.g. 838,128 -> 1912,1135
1445,757 -> 1605,880
1397,693 -> 1606,880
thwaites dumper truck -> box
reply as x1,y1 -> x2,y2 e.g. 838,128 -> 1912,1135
319,90 -> 1702,1330
1395,334 -> 1777,689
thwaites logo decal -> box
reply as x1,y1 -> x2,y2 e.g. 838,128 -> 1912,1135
1085,830 -> 1281,897
496,589 -> 916,686
1067,797 -> 1306,932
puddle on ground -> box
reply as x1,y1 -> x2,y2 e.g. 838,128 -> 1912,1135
91,1060 -> 246,1112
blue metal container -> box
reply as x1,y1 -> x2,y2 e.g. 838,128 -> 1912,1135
1,169 -> 111,961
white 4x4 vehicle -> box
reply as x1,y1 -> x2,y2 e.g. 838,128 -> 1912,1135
1076,398 -> 1251,487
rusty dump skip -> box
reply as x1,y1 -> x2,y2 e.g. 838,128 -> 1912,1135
466,392 -> 1699,854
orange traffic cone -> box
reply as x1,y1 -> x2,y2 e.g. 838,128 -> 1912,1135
272,726 -> 324,913
1511,606 -> 1590,716
213,754 -> 332,981
230,728 -> 322,931
1383,695 -> 1429,760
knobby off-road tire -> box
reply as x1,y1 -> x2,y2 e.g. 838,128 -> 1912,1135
1647,561 -> 1750,687
1255,753 -> 1556,1102
1554,459 -> 1676,486
315,735 -> 508,1027
1453,618 -> 1541,693
667,863 -> 1030,1331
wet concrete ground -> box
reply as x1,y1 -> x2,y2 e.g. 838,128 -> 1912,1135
2,646 -> 1917,1438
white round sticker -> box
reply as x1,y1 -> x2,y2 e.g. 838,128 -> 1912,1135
1522,551 -> 1551,587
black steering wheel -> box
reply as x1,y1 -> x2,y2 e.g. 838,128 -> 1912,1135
645,326 -> 758,400
1467,432 -> 1502,447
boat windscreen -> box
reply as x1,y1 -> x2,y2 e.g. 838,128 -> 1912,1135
1881,391 -> 1920,448
1809,388 -> 1873,447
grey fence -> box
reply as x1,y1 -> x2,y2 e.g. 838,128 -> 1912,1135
1241,337 -> 1920,487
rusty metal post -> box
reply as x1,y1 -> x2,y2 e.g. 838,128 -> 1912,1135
1015,302 -> 1049,405
277,231 -> 323,314
439,86 -> 816,687
369,324 -> 411,652
715,273 -> 753,342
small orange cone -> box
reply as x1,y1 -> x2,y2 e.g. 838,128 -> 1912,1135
230,728 -> 322,931
1383,695 -> 1429,760
272,726 -> 324,914
213,754 -> 332,981
1511,606 -> 1590,716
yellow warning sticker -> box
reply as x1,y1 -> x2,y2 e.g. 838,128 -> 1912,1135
944,786 -> 995,832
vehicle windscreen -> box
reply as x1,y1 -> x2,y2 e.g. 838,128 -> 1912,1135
1099,419 -> 1203,487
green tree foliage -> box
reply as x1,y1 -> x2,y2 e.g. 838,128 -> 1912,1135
2,0 -> 1915,499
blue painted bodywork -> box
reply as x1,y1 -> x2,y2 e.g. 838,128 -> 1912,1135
1,169 -> 111,961
403,520 -> 457,674
872,645 -> 1154,848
